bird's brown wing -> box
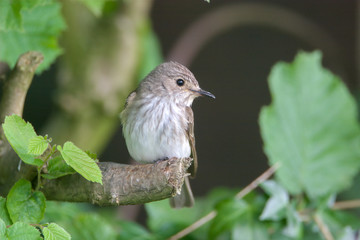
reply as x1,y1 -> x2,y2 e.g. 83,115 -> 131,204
186,106 -> 197,178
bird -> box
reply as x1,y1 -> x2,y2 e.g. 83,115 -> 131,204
120,61 -> 215,208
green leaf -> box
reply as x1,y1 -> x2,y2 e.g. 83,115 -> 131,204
71,214 -> 116,240
28,136 -> 49,156
6,179 -> 46,223
209,198 -> 250,239
43,223 -> 71,240
2,115 -> 43,166
231,222 -> 269,240
76,0 -> 107,17
0,218 -> 6,239
85,150 -> 98,161
259,51 -> 360,199
7,222 -> 41,240
259,180 -> 289,220
58,142 -> 102,184
282,203 -> 302,238
0,197 -> 12,226
42,155 -> 76,180
0,0 -> 66,73
0,0 -> 22,31
118,221 -> 156,240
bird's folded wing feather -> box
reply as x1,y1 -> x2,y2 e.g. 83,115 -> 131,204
186,106 -> 197,178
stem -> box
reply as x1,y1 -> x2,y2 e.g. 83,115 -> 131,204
314,213 -> 334,240
36,167 -> 41,191
35,145 -> 57,191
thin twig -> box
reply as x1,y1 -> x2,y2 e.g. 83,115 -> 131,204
168,163 -> 280,240
314,213 -> 334,240
332,200 -> 360,210
235,162 -> 280,199
168,211 -> 217,240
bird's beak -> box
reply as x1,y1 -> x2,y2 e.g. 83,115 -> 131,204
191,89 -> 215,99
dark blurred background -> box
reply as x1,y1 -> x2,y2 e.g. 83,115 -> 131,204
25,0 -> 357,197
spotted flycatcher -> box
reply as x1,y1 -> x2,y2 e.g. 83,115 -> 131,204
120,62 -> 215,208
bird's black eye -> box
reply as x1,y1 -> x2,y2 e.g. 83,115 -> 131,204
176,79 -> 185,86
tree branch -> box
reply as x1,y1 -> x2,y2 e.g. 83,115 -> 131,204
42,158 -> 192,206
0,51 -> 43,139
0,51 -> 43,195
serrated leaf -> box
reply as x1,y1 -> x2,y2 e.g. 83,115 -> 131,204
7,222 -> 41,240
0,0 -> 66,73
43,223 -> 71,240
0,197 -> 12,226
28,136 -> 49,155
6,179 -> 46,223
209,198 -> 250,239
58,142 -> 102,184
260,180 -> 289,220
42,155 -> 76,179
259,51 -> 360,199
2,115 -> 43,166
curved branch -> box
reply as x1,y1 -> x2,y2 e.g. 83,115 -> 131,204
168,3 -> 341,66
0,51 -> 43,139
42,158 -> 192,206
0,52 -> 43,195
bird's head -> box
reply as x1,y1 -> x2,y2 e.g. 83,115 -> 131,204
140,61 -> 215,106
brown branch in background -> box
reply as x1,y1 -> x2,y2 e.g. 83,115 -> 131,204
0,52 -> 43,195
168,3 -> 341,68
0,51 -> 43,139
42,158 -> 191,206
169,163 -> 280,240
332,199 -> 360,210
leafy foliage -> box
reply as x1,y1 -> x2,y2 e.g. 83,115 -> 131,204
0,0 -> 66,73
3,115 -> 43,166
58,142 -> 102,184
260,51 -> 360,199
6,222 -> 42,240
28,136 -> 50,156
43,223 -> 71,240
42,156 -> 76,180
6,179 -> 46,223
0,197 -> 12,226
2,115 -> 103,238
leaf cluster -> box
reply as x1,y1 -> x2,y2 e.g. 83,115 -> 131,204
1,115 -> 102,239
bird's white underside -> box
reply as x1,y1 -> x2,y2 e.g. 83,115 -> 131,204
123,96 -> 191,163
